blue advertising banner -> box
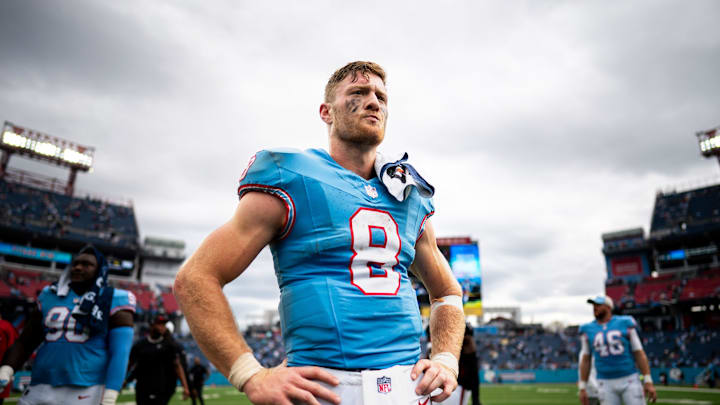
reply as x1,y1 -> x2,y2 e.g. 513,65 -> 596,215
0,242 -> 71,263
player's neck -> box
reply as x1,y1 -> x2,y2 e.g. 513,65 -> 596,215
328,137 -> 377,180
596,314 -> 612,324
69,281 -> 93,296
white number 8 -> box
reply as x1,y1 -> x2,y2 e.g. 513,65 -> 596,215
349,208 -> 402,295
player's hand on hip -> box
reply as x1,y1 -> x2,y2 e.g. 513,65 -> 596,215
411,358 -> 458,402
578,388 -> 589,405
243,364 -> 341,405
644,382 -> 657,403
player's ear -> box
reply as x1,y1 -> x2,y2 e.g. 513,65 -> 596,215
319,103 -> 333,125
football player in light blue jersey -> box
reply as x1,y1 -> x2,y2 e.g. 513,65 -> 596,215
0,245 -> 135,405
175,61 -> 466,405
578,295 -> 657,405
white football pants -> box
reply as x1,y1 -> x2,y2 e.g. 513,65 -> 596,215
597,373 -> 645,405
18,384 -> 104,405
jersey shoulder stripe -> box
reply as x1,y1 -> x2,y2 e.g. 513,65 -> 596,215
110,288 -> 136,315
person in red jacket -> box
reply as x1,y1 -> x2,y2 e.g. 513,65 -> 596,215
0,312 -> 18,404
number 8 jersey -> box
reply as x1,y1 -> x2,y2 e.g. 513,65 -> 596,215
238,148 -> 434,370
579,315 -> 640,379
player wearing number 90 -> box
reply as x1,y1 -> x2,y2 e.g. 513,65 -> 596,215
0,245 -> 135,405
578,295 -> 657,405
174,61 -> 466,405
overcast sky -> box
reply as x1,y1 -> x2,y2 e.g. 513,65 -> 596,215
1,0 -> 719,328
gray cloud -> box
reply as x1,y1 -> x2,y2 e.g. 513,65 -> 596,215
1,0 -> 719,326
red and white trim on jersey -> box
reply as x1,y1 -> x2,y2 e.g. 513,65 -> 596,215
110,305 -> 136,316
238,184 -> 296,239
416,211 -> 435,241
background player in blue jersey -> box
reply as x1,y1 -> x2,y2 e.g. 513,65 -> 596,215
175,61 -> 466,405
578,295 -> 657,405
0,245 -> 135,405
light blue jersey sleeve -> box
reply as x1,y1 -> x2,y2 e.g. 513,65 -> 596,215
237,150 -> 296,239
110,289 -> 136,316
36,286 -> 52,311
416,196 -> 435,240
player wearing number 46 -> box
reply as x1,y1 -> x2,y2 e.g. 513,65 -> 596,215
578,295 -> 657,405
0,245 -> 135,405
174,61 -> 466,405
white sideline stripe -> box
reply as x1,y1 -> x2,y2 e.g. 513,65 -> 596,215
656,386 -> 720,394
656,400 -> 711,405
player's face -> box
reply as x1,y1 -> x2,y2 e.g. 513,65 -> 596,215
151,321 -> 167,336
593,303 -> 610,321
328,72 -> 388,146
70,253 -> 98,283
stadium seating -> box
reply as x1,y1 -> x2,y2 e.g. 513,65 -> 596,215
0,179 -> 139,249
605,284 -> 629,303
680,276 -> 720,301
651,184 -> 720,234
634,277 -> 681,305
0,268 -> 54,300
643,329 -> 720,368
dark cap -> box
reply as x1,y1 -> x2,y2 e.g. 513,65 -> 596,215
153,314 -> 169,324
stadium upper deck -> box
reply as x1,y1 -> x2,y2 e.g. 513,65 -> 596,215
0,177 -> 139,251
602,180 -> 720,330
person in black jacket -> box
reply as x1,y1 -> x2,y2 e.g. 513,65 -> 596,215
188,357 -> 209,405
457,324 -> 481,405
126,315 -> 190,405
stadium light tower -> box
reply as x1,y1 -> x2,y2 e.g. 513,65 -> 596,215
696,125 -> 720,170
0,121 -> 95,196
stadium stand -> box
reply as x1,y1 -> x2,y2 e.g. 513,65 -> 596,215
634,276 -> 682,305
0,178 -> 139,250
650,184 -> 720,237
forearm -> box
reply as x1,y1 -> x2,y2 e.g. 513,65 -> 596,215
429,305 -> 465,360
2,311 -> 43,370
634,350 -> 651,376
579,355 -> 591,382
174,269 -> 253,376
105,326 -> 134,391
175,360 -> 190,391
2,333 -> 42,371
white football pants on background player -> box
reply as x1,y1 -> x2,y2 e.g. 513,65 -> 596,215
18,384 -> 104,405
597,373 -> 645,405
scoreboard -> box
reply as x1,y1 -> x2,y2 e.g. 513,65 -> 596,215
437,236 -> 482,315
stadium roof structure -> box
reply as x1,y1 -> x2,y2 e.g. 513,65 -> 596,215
696,125 -> 720,167
1,120 -> 95,195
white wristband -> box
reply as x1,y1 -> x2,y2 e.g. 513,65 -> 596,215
430,295 -> 463,312
578,380 -> 587,390
430,352 -> 459,379
0,365 -> 14,384
101,389 -> 119,405
228,352 -> 264,392
643,374 -> 653,384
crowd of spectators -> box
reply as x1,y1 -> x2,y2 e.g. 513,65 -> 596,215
473,328 -> 578,370
651,184 -> 720,235
643,328 -> 720,369
0,179 -> 139,249
606,268 -> 720,310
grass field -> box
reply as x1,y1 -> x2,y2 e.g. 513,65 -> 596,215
7,384 -> 719,404
104,384 -> 719,405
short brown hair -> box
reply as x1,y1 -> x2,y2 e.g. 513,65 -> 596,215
324,61 -> 386,103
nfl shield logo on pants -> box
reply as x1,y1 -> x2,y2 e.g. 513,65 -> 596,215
377,376 -> 392,394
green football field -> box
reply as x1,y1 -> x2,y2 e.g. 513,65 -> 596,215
112,384 -> 720,405
7,384 -> 718,404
